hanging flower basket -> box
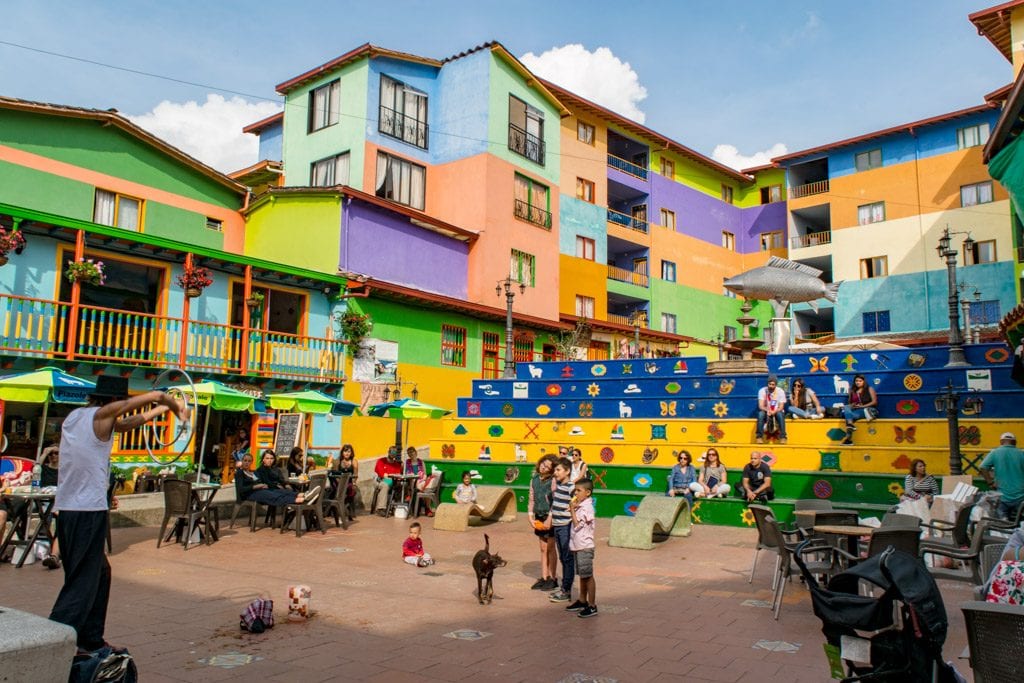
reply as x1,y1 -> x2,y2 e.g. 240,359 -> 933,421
177,264 -> 213,298
246,292 -> 265,310
185,287 -> 202,298
338,311 -> 372,355
0,227 -> 27,265
65,259 -> 106,286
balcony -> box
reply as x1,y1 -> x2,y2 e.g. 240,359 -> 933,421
0,293 -> 346,382
378,105 -> 428,149
608,312 -> 648,327
794,331 -> 835,345
508,123 -> 545,165
607,154 -> 648,180
790,179 -> 830,199
790,231 -> 832,249
606,208 -> 648,234
607,265 -> 648,288
513,198 -> 552,228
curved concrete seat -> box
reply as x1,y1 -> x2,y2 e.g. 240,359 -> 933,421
432,486 -> 518,532
608,495 -> 692,550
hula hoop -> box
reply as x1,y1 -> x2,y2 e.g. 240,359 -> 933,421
143,367 -> 198,466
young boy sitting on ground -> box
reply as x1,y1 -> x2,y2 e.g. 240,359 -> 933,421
402,522 -> 434,567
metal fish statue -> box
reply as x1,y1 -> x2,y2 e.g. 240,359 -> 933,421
723,256 -> 841,312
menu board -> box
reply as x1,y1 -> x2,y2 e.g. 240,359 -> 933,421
273,413 -> 303,455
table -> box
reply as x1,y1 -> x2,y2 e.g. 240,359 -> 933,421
793,508 -> 858,531
386,474 -> 419,518
812,524 -> 875,556
192,484 -> 220,544
0,490 -> 57,568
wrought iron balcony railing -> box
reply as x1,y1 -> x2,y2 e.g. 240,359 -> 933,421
378,105 -> 428,149
607,153 -> 648,180
508,123 -> 545,165
607,207 -> 648,234
513,198 -> 552,228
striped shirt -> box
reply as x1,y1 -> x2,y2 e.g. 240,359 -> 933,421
551,479 -> 573,527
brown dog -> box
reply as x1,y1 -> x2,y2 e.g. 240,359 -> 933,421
472,533 -> 506,604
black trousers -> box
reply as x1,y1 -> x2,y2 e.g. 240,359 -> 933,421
49,510 -> 111,650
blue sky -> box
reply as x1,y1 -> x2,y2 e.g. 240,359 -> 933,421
0,0 -> 1009,171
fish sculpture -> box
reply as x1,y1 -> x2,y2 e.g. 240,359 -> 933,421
723,256 -> 841,312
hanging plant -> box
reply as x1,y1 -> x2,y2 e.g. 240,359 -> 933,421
65,258 -> 106,286
0,228 -> 26,266
338,310 -> 372,355
245,291 -> 265,310
176,265 -> 213,298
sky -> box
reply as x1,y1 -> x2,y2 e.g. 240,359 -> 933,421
0,0 -> 1010,173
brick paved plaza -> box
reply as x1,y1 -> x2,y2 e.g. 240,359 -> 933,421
2,517 -> 975,682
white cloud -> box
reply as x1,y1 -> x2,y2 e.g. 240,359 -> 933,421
520,44 -> 648,123
711,142 -> 789,171
128,94 -> 281,174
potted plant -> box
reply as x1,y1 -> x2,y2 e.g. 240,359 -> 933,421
176,265 -> 213,298
65,258 -> 106,286
338,310 -> 372,355
245,290 -> 265,310
0,228 -> 26,266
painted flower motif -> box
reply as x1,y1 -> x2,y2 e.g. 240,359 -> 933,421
740,508 -> 756,527
591,364 -> 607,376
466,402 -> 481,416
712,401 -> 729,418
888,482 -> 905,498
578,402 -> 594,417
535,405 -> 551,416
665,382 -> 681,394
546,384 -> 562,397
587,383 -> 600,397
896,399 -> 919,415
633,473 -> 652,488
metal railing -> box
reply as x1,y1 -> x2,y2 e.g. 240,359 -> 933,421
790,231 -> 832,248
607,153 -> 648,180
607,264 -> 649,287
608,312 -> 648,327
513,198 -> 552,228
790,179 -> 830,199
794,331 -> 835,345
508,123 -> 545,165
378,105 -> 428,149
606,207 -> 649,234
0,293 -> 347,382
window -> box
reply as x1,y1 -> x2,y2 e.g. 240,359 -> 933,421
481,331 -> 500,379
93,189 -> 142,231
862,310 -> 891,333
575,295 -> 595,318
379,75 -> 428,149
205,217 -> 222,232
575,236 -> 595,261
576,177 -> 595,203
857,202 -> 885,225
722,231 -> 735,251
513,334 -> 535,363
440,324 -> 467,367
760,231 -> 784,250
508,95 -> 545,164
660,158 -> 675,178
724,325 -> 737,341
969,299 -> 1001,325
961,181 -> 994,207
513,174 -> 551,228
957,123 -> 991,150
661,260 -> 676,282
965,239 -> 997,265
577,121 -> 595,145
855,149 -> 882,172
661,313 -> 677,334
760,185 -> 782,204
375,152 -> 425,210
308,79 -> 340,133
310,152 -> 351,187
231,282 -> 306,336
510,249 -> 535,287
721,185 -> 733,204
659,208 -> 676,230
859,256 -> 888,279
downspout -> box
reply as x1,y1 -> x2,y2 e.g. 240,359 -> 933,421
339,196 -> 352,273
911,127 -> 932,330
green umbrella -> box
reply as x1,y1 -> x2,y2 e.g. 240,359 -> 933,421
166,380 -> 258,482
367,398 -> 451,420
266,390 -> 361,416
0,367 -> 96,459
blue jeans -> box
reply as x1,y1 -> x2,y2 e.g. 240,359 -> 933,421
787,405 -> 812,418
756,410 -> 786,438
998,497 -> 1024,520
843,405 -> 876,425
552,523 -> 575,594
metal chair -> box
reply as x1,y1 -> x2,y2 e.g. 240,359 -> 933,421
411,471 -> 443,518
323,473 -> 351,529
961,601 -> 1024,682
229,478 -> 275,532
764,515 -> 834,620
748,504 -> 780,587
157,479 -> 205,550
281,474 -> 327,538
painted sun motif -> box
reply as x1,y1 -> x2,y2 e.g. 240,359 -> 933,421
712,401 -> 729,418
740,508 -> 756,527
587,383 -> 600,397
888,482 -> 905,498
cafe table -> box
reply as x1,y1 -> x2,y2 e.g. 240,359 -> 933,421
812,524 -> 876,556
793,508 -> 859,532
190,483 -> 221,545
386,473 -> 419,517
0,488 -> 57,568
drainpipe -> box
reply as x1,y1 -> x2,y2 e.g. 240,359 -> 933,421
911,128 -> 932,330
178,253 -> 193,368
66,230 -> 86,361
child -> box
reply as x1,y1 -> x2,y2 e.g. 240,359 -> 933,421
567,478 -> 597,617
548,457 -> 575,603
528,455 -> 557,590
570,448 -> 588,483
402,522 -> 434,567
453,470 -> 477,504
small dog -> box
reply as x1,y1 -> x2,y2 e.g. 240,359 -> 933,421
472,534 -> 507,605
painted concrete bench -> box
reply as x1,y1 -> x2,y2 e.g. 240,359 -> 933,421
608,495 -> 692,550
0,606 -> 76,681
432,486 -> 518,532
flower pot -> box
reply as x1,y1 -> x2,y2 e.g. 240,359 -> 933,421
185,287 -> 202,298
0,255 -> 7,266
246,297 -> 262,309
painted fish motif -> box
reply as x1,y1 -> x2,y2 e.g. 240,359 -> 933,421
723,256 -> 841,311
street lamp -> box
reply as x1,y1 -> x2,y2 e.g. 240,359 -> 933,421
383,380 -> 419,450
958,284 -> 981,345
933,380 -> 984,475
629,309 -> 646,359
935,226 -> 973,367
496,277 -> 526,378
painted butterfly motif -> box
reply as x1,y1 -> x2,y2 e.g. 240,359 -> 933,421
642,447 -> 659,464
894,426 -> 916,444
441,444 -> 456,458
810,356 -> 829,373
959,425 -> 981,446
659,400 -> 677,417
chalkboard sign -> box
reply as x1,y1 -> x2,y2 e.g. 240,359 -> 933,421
273,413 -> 303,456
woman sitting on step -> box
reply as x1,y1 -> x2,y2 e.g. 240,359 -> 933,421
695,448 -> 731,498
667,450 -> 700,503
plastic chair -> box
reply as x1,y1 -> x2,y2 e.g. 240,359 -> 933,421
764,515 -> 834,620
281,474 -> 327,538
157,479 -> 204,550
833,527 -> 922,566
748,504 -> 780,587
324,473 -> 351,529
412,471 -> 443,518
881,512 -> 922,528
920,521 -> 990,583
794,499 -> 833,511
961,601 -> 1024,682
229,477 -> 275,532
922,503 -> 975,548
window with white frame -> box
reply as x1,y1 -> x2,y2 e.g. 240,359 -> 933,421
661,312 -> 677,334
511,249 -> 536,287
760,231 -> 784,250
379,75 -> 428,149
93,189 -> 142,231
310,152 -> 351,187
960,181 -> 994,207
722,231 -> 736,251
308,79 -> 340,133
855,149 -> 882,172
857,202 -> 885,225
760,185 -> 782,204
509,95 -> 545,164
375,152 -> 425,209
205,217 -> 222,232
957,123 -> 991,150
575,295 -> 595,318
577,121 -> 595,145
661,260 -> 676,282
575,236 -> 595,261
576,177 -> 595,203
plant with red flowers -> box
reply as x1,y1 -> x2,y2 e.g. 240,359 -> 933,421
177,265 -> 213,297
0,227 -> 26,264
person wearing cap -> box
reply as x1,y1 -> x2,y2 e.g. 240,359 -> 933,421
980,432 -> 1024,519
755,376 -> 787,444
371,445 -> 404,515
49,375 -> 189,654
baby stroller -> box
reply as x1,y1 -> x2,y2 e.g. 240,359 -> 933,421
793,541 -> 961,682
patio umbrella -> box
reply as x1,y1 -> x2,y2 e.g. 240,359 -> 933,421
266,390 -> 362,416
0,367 -> 95,459
820,338 -> 906,351
166,380 -> 259,481
367,398 -> 452,452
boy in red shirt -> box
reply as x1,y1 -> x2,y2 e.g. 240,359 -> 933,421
402,522 -> 434,567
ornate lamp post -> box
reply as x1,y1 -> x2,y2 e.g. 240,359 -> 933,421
936,226 -> 974,367
382,380 -> 419,450
958,284 -> 981,344
629,310 -> 644,359
496,277 -> 525,378
933,380 -> 984,475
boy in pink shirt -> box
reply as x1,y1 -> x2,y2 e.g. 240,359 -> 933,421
567,479 -> 597,617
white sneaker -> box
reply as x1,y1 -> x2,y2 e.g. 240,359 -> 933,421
811,414 -> 823,419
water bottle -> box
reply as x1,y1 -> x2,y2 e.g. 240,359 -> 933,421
31,463 -> 41,492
